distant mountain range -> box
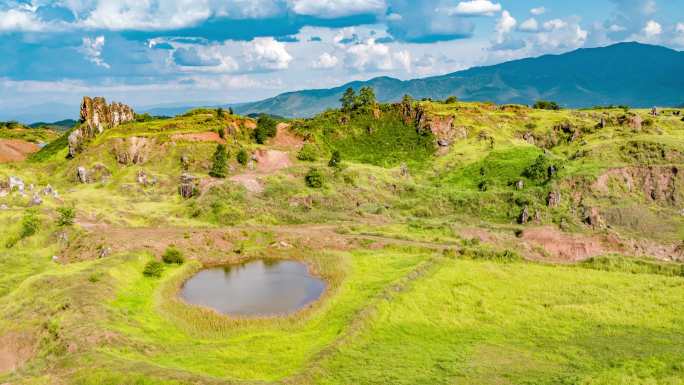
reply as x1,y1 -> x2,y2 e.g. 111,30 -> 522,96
232,42 -> 684,118
28,119 -> 77,131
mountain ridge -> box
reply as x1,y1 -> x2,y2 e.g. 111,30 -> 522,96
233,42 -> 684,117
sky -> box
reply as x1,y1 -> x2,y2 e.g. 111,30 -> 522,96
0,0 -> 683,120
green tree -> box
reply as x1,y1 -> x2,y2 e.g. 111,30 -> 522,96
445,95 -> 458,104
254,115 -> 277,144
523,155 -> 552,182
357,86 -> 376,109
209,144 -> 228,178
143,261 -> 164,277
340,87 -> 357,112
162,246 -> 185,264
533,100 -> 560,110
328,150 -> 341,168
216,107 -> 224,118
305,168 -> 324,188
236,148 -> 249,165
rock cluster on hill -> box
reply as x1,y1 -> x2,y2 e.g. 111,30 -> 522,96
68,97 -> 135,157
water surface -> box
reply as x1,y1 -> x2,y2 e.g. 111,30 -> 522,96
179,259 -> 326,316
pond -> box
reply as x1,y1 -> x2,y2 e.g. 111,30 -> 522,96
179,259 -> 326,316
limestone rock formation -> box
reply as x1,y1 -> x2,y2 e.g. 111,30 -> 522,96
68,97 -> 135,157
399,100 -> 467,148
9,176 -> 24,192
547,191 -> 561,207
518,206 -> 530,224
179,173 -> 198,198
112,137 -> 152,165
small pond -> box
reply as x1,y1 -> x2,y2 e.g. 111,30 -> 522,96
179,259 -> 326,316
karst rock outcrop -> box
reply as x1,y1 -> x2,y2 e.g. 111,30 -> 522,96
400,100 -> 467,148
68,97 -> 135,157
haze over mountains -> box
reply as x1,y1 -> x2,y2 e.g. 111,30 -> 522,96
4,42 -> 683,123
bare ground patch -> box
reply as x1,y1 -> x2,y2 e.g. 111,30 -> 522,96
0,139 -> 40,163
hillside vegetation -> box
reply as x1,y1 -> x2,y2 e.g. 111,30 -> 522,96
0,93 -> 683,384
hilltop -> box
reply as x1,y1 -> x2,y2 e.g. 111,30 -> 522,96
234,42 -> 684,117
0,94 -> 683,384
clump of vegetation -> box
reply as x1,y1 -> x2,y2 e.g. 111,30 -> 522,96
6,210 -> 41,248
523,155 -> 557,183
143,260 -> 164,277
209,144 -> 228,178
305,167 -> 324,188
56,206 -> 75,227
297,143 -> 318,161
533,100 -> 561,110
444,95 -> 458,104
328,150 -> 341,168
216,127 -> 226,139
161,246 -> 185,265
340,86 -> 377,113
236,148 -> 249,165
254,115 -> 277,144
580,255 -> 684,277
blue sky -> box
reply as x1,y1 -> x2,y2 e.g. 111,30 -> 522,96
0,0 -> 683,120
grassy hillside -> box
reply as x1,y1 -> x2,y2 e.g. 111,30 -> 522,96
0,100 -> 683,384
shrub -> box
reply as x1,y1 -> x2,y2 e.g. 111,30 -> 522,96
143,261 -> 164,277
162,247 -> 185,264
209,144 -> 228,178
236,148 -> 249,165
254,115 -> 277,144
328,150 -> 341,168
305,168 -> 324,188
533,100 -> 561,110
523,155 -> 551,182
445,96 -> 458,104
216,127 -> 226,139
297,143 -> 318,161
20,210 -> 40,239
56,207 -> 75,227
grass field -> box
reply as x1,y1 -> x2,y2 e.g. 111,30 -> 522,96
0,101 -> 683,384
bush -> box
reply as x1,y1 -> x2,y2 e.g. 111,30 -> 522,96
216,127 -> 226,139
328,150 -> 341,168
297,143 -> 318,161
445,96 -> 458,104
56,207 -> 75,227
533,100 -> 560,110
305,168 -> 324,188
254,115 -> 277,144
20,210 -> 40,239
236,148 -> 249,165
162,246 -> 185,264
209,144 -> 228,178
523,155 -> 551,182
143,261 -> 164,277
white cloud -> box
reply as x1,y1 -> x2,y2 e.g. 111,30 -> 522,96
243,37 -> 293,70
80,0 -> 211,30
311,52 -> 339,69
345,39 -> 393,71
530,7 -> 546,16
386,13 -> 402,21
518,18 -> 539,32
393,50 -> 412,72
677,23 -> 684,34
80,36 -> 110,69
494,10 -> 516,44
287,0 -> 386,18
642,20 -> 662,37
449,1 -> 502,16
0,8 -> 46,32
543,19 -> 568,31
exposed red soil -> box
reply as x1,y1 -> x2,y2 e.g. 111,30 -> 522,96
170,132 -> 225,143
0,331 -> 36,374
520,226 -> 613,262
253,149 -> 292,173
592,166 -> 680,202
270,123 -> 304,149
0,139 -> 39,163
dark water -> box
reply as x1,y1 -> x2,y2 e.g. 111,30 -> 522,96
179,259 -> 326,316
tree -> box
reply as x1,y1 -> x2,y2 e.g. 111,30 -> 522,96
162,246 -> 185,265
533,100 -> 560,110
254,115 -> 277,144
328,150 -> 341,168
305,168 -> 324,188
401,94 -> 413,106
445,95 -> 458,104
340,87 -> 356,112
216,107 -> 224,118
209,144 -> 228,178
56,206 -> 75,227
236,148 -> 249,165
228,107 -> 234,115
523,155 -> 552,182
357,86 -> 376,109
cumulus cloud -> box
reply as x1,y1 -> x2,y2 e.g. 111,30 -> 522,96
243,37 -> 293,70
0,8 -> 47,32
543,19 -> 568,31
448,1 -> 502,17
80,36 -> 110,68
343,38 -> 410,73
287,0 -> 386,18
530,7 -> 546,16
642,20 -> 662,37
173,47 -> 221,67
311,52 -> 339,69
518,18 -> 539,32
494,10 -> 516,44
677,23 -> 684,34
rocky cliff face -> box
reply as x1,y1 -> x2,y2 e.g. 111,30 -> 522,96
399,100 -> 467,148
68,97 -> 135,157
